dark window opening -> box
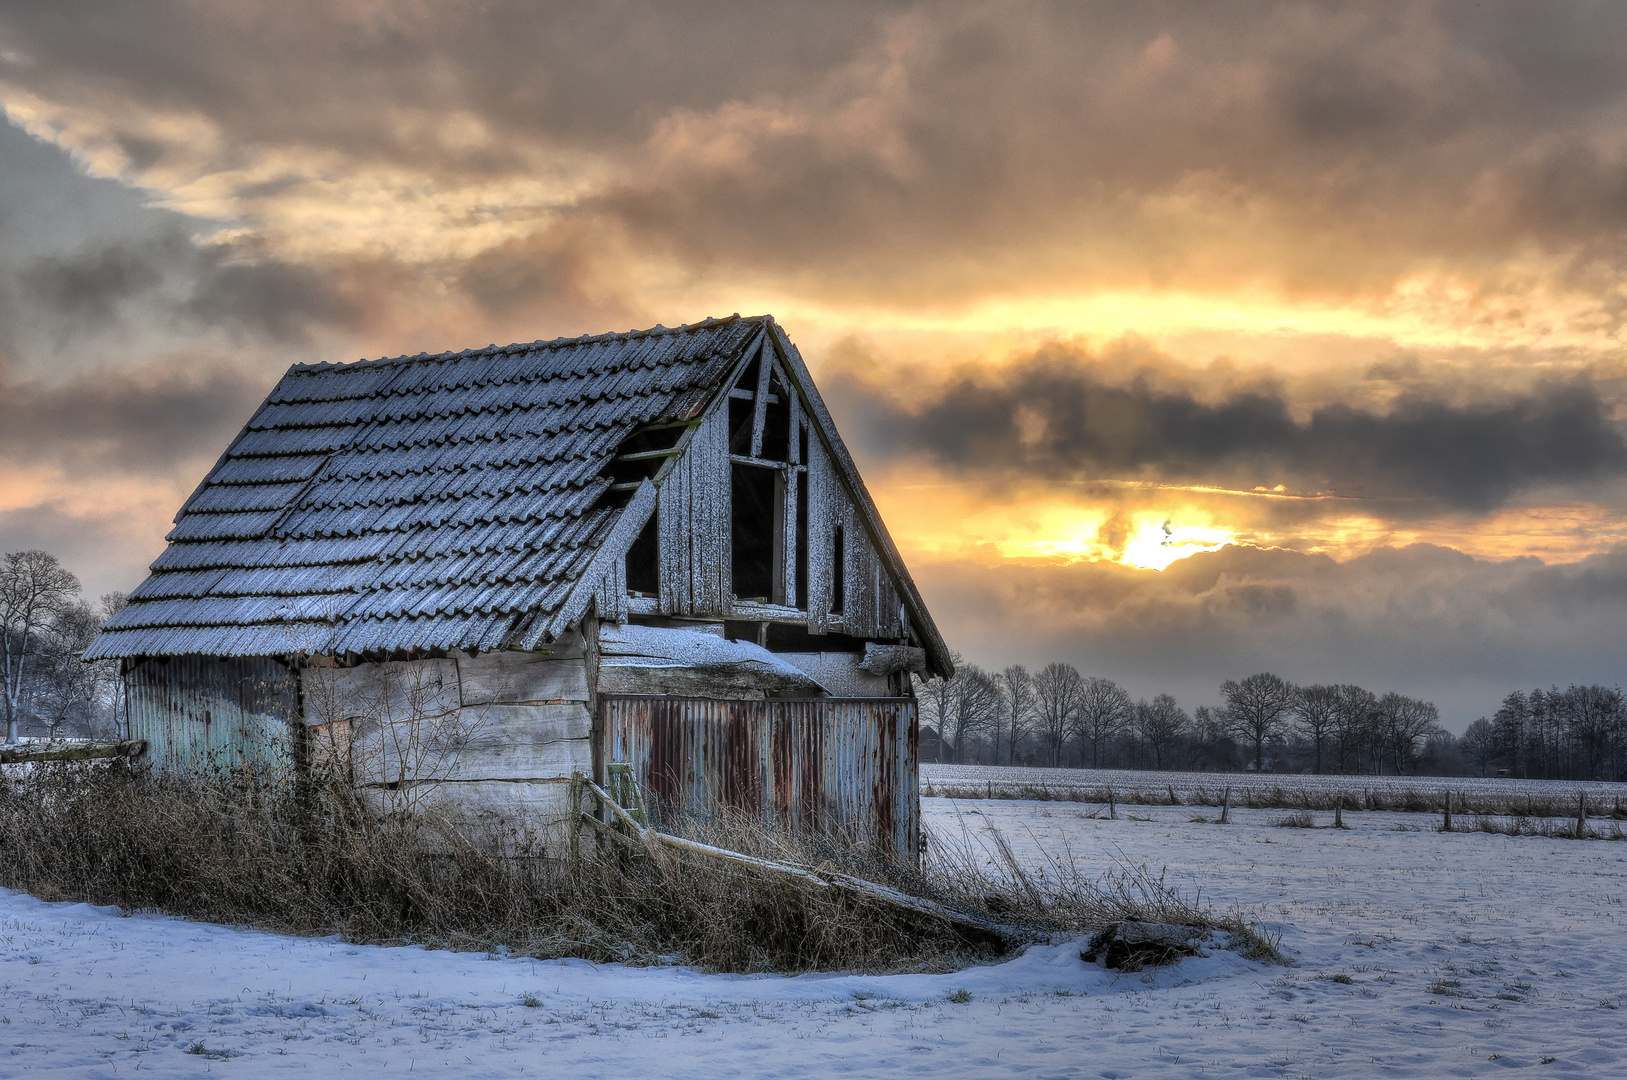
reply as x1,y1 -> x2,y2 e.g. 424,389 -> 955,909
761,373 -> 790,462
625,508 -> 660,596
595,424 -> 687,508
765,623 -> 876,653
731,464 -> 779,602
724,620 -> 769,646
795,471 -> 809,609
798,421 -> 809,466
832,525 -> 845,615
734,351 -> 761,392
728,394 -> 755,455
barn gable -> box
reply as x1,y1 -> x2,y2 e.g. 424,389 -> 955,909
87,316 -> 951,677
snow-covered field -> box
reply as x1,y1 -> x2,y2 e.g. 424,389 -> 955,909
924,762 -> 1627,806
4,798 -> 1625,1076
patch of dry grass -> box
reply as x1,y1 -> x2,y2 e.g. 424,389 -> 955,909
0,764 -> 1280,973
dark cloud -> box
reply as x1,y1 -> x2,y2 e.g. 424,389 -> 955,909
826,348 -> 1627,508
8,230 -> 363,345
8,2 -> 1627,299
920,542 -> 1627,728
0,353 -> 271,475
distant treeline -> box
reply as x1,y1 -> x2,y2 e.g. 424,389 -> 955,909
914,658 -> 1627,781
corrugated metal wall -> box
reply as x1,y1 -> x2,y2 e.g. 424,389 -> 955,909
599,695 -> 919,863
125,656 -> 300,774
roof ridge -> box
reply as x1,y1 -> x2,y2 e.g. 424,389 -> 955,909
291,314 -> 767,374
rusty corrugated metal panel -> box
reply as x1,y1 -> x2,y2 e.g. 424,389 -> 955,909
125,655 -> 299,775
600,695 -> 919,864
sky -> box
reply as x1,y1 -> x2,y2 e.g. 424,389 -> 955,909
4,1 -> 1627,728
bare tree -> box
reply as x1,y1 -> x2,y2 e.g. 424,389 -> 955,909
1290,683 -> 1341,774
912,651 -> 963,764
1376,692 -> 1439,774
30,601 -> 104,739
943,664 -> 1001,763
1073,676 -> 1132,768
1133,693 -> 1188,769
1458,717 -> 1497,778
0,550 -> 81,743
1331,684 -> 1378,774
1032,662 -> 1084,767
999,664 -> 1035,766
1221,672 -> 1292,772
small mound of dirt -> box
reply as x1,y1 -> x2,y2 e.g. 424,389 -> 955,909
1082,919 -> 1210,971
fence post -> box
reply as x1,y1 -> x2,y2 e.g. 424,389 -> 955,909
1442,790 -> 1452,833
1219,786 -> 1231,825
1577,792 -> 1588,839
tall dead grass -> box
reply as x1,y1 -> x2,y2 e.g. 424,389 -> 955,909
0,763 -> 1268,973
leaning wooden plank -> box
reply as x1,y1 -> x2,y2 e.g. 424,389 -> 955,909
749,336 -> 773,458
0,740 -> 147,765
576,777 -> 1035,946
528,478 -> 657,647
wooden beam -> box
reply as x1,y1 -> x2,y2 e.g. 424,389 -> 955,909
0,740 -> 146,765
614,448 -> 683,462
572,774 -> 1032,947
749,337 -> 773,459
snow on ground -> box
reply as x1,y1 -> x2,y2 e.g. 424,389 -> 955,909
3,798 -> 1625,1077
923,763 -> 1627,805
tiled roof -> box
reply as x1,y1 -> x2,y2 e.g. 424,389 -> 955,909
87,316 -> 764,659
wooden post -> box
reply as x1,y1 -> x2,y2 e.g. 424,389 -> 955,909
1577,792 -> 1588,839
1333,801 -> 1344,830
1168,784 -> 1179,806
1107,787 -> 1117,820
1442,790 -> 1452,833
1220,786 -> 1231,825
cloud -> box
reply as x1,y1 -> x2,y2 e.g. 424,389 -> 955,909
827,344 -> 1627,509
11,230 -> 364,345
0,352 -> 270,475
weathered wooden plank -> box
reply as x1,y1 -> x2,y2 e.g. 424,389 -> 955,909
0,740 -> 146,765
657,428 -> 692,615
457,651 -> 590,705
845,525 -> 880,636
388,779 -> 579,851
430,736 -> 591,783
300,658 -> 461,726
690,404 -> 731,615
351,703 -> 591,785
597,623 -> 825,697
805,433 -> 836,633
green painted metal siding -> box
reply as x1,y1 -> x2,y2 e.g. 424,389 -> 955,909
125,656 -> 299,775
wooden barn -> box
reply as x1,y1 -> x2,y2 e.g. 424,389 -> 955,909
85,316 -> 952,861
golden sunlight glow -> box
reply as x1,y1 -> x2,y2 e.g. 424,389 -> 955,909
1119,518 -> 1236,570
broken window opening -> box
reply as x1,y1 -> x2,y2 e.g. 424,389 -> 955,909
625,507 -> 660,596
832,524 -> 845,615
731,463 -> 781,603
595,423 -> 687,508
795,470 -> 809,610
